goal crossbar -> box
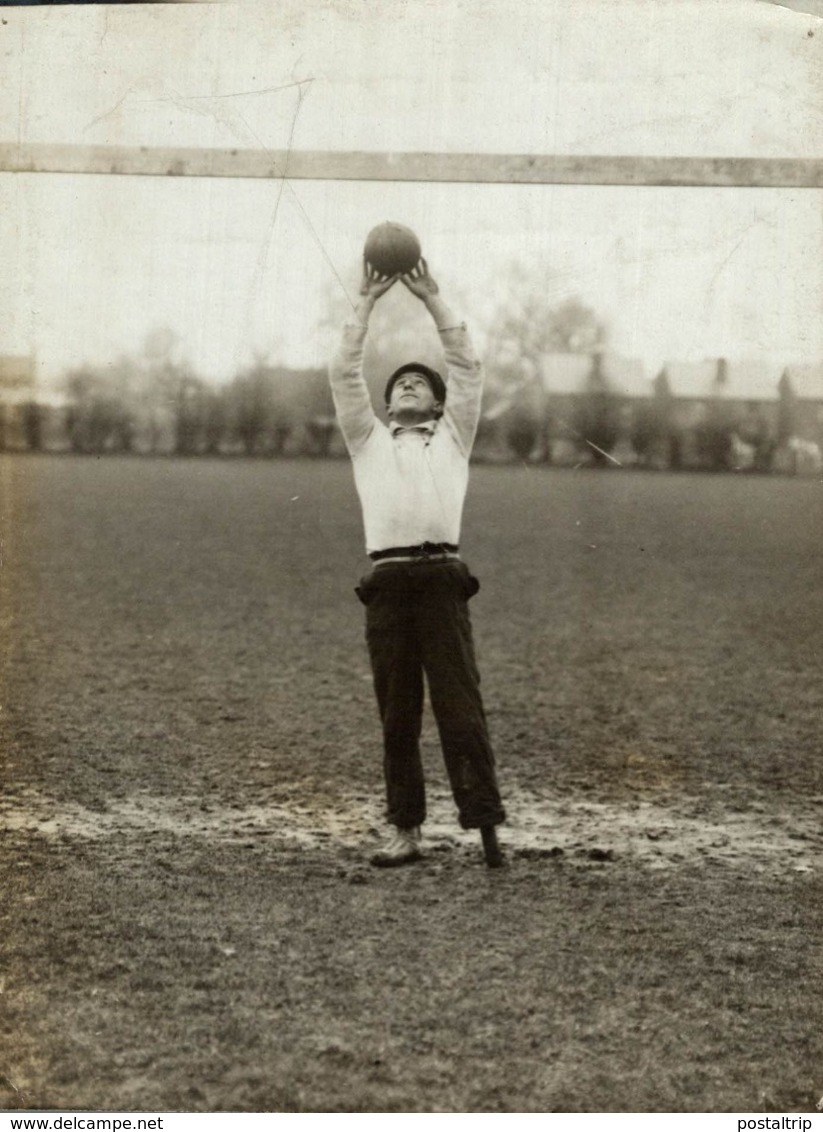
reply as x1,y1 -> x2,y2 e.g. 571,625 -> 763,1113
2,144 -> 822,188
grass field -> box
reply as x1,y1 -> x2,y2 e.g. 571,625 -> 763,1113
1,455 -> 821,1113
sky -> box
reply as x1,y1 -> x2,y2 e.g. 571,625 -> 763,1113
1,0 -> 822,388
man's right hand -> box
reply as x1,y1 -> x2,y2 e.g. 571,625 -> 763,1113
360,261 -> 399,301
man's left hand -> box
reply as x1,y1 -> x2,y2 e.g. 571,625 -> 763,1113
400,258 -> 440,300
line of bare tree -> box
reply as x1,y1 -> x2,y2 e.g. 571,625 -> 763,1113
2,267 -> 818,473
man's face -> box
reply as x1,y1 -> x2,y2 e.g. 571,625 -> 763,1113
387,372 -> 441,424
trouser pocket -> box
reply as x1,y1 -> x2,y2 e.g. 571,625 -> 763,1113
355,571 -> 376,605
463,573 -> 480,599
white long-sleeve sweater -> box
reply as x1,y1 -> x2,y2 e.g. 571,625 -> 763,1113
328,318 -> 484,555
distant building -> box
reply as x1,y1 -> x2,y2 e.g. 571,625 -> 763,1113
773,365 -> 823,472
778,365 -> 823,444
655,358 -> 783,469
0,354 -> 36,403
0,355 -> 37,450
484,348 -> 823,471
657,358 -> 823,469
523,351 -> 650,464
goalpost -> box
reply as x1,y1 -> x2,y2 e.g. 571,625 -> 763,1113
2,144 -> 822,188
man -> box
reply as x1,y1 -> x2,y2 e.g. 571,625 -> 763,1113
328,256 -> 506,868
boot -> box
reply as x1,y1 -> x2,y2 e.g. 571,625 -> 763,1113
480,825 -> 505,868
370,826 -> 422,868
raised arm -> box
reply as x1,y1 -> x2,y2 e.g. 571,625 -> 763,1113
400,260 -> 483,455
328,265 -> 398,455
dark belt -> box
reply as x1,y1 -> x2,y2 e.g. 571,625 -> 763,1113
369,542 -> 459,562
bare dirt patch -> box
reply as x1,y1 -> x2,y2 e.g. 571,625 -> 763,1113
2,784 -> 821,876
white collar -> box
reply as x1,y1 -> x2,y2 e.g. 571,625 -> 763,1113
389,419 -> 438,438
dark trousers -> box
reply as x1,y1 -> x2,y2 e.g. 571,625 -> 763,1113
356,559 -> 505,831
